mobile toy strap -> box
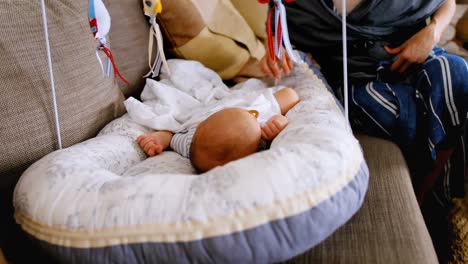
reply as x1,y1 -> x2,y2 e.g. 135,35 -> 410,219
143,0 -> 170,78
89,0 -> 129,85
258,0 -> 299,64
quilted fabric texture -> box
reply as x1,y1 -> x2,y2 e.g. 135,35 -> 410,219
0,1 -> 125,180
13,62 -> 368,263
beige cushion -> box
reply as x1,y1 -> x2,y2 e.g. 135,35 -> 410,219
0,1 -> 125,180
230,0 -> 267,40
285,135 -> 438,264
158,0 -> 266,79
105,0 -> 150,96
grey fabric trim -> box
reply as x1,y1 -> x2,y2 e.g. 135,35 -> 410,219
29,161 -> 368,264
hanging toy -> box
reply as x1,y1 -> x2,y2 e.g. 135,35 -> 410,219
89,0 -> 129,85
143,0 -> 170,78
258,0 -> 300,64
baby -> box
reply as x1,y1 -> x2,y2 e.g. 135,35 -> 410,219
137,87 -> 299,172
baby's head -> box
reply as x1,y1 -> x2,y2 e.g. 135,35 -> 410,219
190,108 -> 261,172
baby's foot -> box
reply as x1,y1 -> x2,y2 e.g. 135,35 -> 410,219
137,132 -> 165,157
261,115 -> 288,141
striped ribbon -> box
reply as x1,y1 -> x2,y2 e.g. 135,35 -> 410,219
88,0 -> 129,85
259,0 -> 299,64
260,0 -> 350,123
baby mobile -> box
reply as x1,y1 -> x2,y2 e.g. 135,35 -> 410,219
142,0 -> 170,78
88,0 -> 129,85
259,0 -> 350,121
258,0 -> 300,65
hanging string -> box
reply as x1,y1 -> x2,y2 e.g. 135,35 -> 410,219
95,50 -> 105,77
341,0 -> 349,124
40,0 -> 62,150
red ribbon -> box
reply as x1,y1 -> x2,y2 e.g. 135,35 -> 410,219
264,0 -> 290,62
266,9 -> 276,62
100,45 -> 129,85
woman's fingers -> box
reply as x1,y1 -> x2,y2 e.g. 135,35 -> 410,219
260,56 -> 274,78
270,59 -> 282,78
260,55 -> 281,78
386,43 -> 412,72
286,52 -> 294,70
390,56 -> 406,72
260,50 -> 295,78
384,45 -> 403,55
398,60 -> 412,74
280,54 -> 291,75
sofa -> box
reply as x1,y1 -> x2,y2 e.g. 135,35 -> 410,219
4,0 -> 465,263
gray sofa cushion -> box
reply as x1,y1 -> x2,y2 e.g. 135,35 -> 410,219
286,135 -> 438,263
0,1 -> 125,183
105,0 -> 150,96
0,1 -> 125,261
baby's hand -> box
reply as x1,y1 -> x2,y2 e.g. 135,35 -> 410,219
261,115 -> 288,141
137,132 -> 165,157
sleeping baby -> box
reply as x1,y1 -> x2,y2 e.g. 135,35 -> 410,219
137,87 -> 300,172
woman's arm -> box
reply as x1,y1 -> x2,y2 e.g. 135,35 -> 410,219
384,0 -> 456,73
431,0 -> 456,39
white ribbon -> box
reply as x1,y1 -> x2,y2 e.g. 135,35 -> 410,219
144,18 -> 170,78
274,0 -> 300,64
341,0 -> 349,123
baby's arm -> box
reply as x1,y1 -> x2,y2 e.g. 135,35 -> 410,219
261,87 -> 298,140
137,130 -> 174,157
274,87 -> 300,115
261,115 -> 288,141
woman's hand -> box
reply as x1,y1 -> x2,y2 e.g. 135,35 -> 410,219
384,22 -> 440,73
260,48 -> 294,78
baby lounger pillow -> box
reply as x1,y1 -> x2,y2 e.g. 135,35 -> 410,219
13,61 -> 369,263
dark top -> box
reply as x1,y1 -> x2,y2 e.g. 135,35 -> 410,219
272,0 -> 444,85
